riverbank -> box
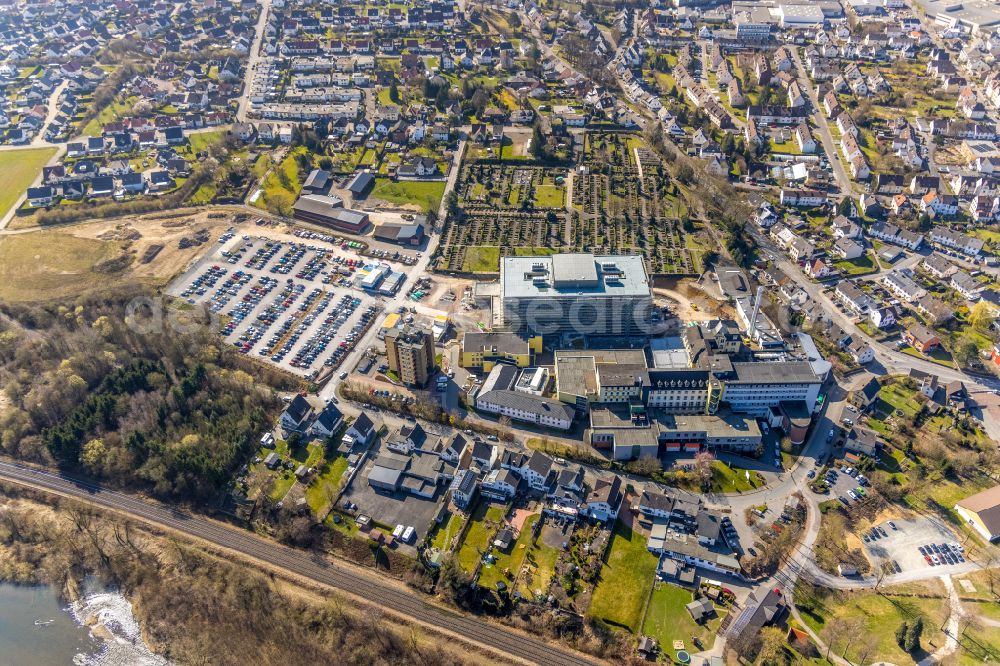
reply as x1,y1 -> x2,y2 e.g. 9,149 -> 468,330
0,487 -> 500,666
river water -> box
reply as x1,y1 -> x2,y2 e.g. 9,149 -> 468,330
0,581 -> 170,665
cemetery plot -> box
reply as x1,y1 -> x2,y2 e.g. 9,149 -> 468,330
437,133 -> 704,274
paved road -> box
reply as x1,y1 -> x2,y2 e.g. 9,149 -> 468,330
237,0 -> 273,122
318,140 -> 466,403
789,46 -> 851,196
33,79 -> 70,147
0,460 -> 599,666
749,227 -> 1000,392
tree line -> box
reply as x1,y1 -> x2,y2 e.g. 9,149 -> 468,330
0,288 -> 283,502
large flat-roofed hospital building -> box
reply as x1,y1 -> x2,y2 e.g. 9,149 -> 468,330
499,253 -> 654,335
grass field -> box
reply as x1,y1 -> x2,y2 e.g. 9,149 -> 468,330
515,524 -> 560,600
257,148 -> 308,210
376,87 -> 399,106
478,514 -> 541,590
970,228 -> 1000,246
455,502 -> 506,571
81,95 -> 137,137
771,138 -> 803,155
642,583 -> 724,651
711,460 -> 764,493
0,230 -> 124,301
462,246 -> 501,273
430,510 -> 464,551
188,181 -> 217,205
588,519 -> 658,632
370,178 -> 445,213
188,130 -> 229,154
304,455 -> 349,515
834,252 -> 877,276
796,581 -> 948,665
0,147 -> 57,217
533,184 -> 564,208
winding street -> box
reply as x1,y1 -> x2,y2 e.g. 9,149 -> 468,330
0,460 -> 599,666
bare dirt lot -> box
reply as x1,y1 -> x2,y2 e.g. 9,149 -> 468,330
72,209 -> 241,282
654,277 -> 733,323
0,209 -> 238,302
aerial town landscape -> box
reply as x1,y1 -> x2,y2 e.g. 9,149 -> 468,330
1,0 -> 1000,664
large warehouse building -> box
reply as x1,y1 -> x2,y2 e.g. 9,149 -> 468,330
291,194 -> 370,233
499,253 -> 654,336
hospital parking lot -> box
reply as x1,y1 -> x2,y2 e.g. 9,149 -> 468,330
167,230 -> 409,378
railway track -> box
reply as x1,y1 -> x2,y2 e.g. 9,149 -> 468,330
0,461 -> 599,666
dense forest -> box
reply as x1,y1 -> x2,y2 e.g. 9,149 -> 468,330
0,288 -> 291,501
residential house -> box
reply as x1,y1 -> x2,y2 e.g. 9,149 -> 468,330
869,223 -> 923,250
903,324 -> 941,353
515,450 -> 554,493
806,258 -> 833,279
836,281 -> 876,313
920,192 -> 959,217
921,253 -> 957,279
951,271 -> 982,300
779,188 -> 827,207
834,237 -> 864,260
279,395 -> 314,432
847,339 -> 875,364
345,412 -> 376,447
481,468 -> 518,500
449,469 -> 478,510
581,476 -> 623,523
852,377 -> 882,410
916,295 -> 954,325
930,226 -> 985,257
795,123 -> 816,153
832,216 -> 861,239
870,305 -> 897,329
882,270 -> 927,301
846,427 -> 881,456
310,403 -> 344,439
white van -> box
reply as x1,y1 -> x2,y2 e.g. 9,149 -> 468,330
401,526 -> 415,543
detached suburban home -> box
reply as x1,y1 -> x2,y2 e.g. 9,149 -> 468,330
847,339 -> 875,364
581,476 -> 623,523
869,305 -> 897,329
149,171 -> 176,191
344,412 -> 376,447
806,258 -> 833,279
26,186 -> 55,207
279,395 -> 314,432
833,237 -> 864,260
903,324 -> 941,354
310,403 -> 344,439
121,172 -> 146,193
